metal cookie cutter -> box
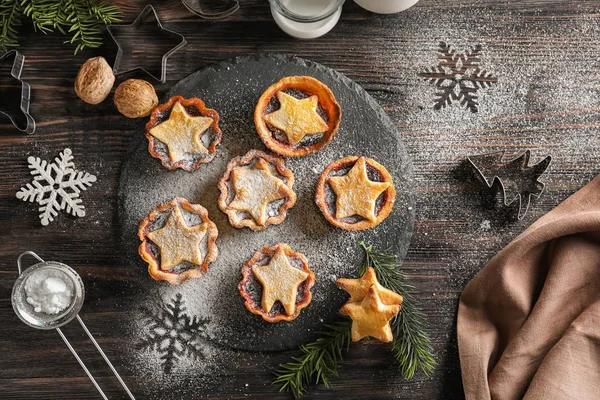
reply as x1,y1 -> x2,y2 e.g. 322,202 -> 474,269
11,251 -> 135,400
0,50 -> 35,134
181,0 -> 240,20
467,150 -> 552,220
107,5 -> 187,83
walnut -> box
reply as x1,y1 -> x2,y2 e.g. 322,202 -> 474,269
74,57 -> 115,105
114,79 -> 158,118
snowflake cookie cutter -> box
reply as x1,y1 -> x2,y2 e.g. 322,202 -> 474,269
419,42 -> 498,113
107,5 -> 187,83
467,150 -> 552,220
16,148 -> 97,226
181,0 -> 240,20
0,50 -> 35,134
12,251 -> 136,399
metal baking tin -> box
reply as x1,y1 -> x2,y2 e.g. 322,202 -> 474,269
107,5 -> 187,83
466,150 -> 552,220
0,50 -> 35,134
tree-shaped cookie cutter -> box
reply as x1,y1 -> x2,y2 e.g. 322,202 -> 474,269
467,150 -> 552,220
107,5 -> 187,83
181,0 -> 240,20
11,251 -> 135,399
0,50 -> 35,134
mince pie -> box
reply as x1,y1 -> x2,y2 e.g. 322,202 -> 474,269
146,96 -> 222,171
254,76 -> 341,157
239,243 -> 315,323
138,197 -> 218,285
315,156 -> 396,231
218,150 -> 296,231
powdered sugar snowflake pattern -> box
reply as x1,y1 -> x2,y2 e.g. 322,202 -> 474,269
138,293 -> 210,374
16,148 -> 97,226
419,42 -> 498,113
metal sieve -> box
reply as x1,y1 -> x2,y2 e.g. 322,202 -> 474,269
11,251 -> 136,400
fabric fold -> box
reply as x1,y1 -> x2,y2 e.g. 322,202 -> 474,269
458,175 -> 600,400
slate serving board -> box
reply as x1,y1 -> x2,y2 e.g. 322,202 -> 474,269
118,54 -> 415,351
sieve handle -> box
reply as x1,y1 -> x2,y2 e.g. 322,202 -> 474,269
76,315 -> 136,400
56,327 -> 109,400
17,251 -> 44,275
56,323 -> 137,400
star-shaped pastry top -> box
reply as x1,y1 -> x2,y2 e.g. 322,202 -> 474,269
328,157 -> 391,222
340,285 -> 401,343
252,248 -> 309,315
263,91 -> 329,145
149,102 -> 214,163
147,206 -> 208,271
229,158 -> 293,226
336,267 -> 403,306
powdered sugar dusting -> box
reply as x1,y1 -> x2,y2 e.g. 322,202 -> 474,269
118,54 -> 415,361
111,3 -> 600,398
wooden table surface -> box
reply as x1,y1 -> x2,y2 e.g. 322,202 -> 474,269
3,0 -> 600,398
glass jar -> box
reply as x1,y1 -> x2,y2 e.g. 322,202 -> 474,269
269,0 -> 346,39
354,0 -> 420,14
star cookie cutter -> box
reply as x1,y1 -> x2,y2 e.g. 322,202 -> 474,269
466,150 -> 552,220
107,5 -> 187,83
0,50 -> 35,134
181,0 -> 240,20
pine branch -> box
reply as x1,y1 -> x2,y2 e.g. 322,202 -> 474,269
21,0 -> 53,33
358,241 -> 437,379
274,242 -> 436,397
273,320 -> 352,399
82,0 -> 121,24
62,0 -> 104,54
3,0 -> 121,54
0,0 -> 23,51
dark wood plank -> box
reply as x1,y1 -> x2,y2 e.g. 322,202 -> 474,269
3,0 -> 600,398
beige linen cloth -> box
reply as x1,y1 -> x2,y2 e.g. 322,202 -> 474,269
458,175 -> 600,400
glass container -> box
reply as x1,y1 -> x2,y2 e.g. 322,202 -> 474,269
269,0 -> 346,39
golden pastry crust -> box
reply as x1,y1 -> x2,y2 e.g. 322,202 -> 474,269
138,197 -> 218,285
145,96 -> 222,171
315,156 -> 396,231
217,149 -> 296,231
336,267 -> 403,306
340,285 -> 401,343
254,76 -> 341,157
239,243 -> 315,323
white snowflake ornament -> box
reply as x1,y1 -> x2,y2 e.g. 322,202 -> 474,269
16,148 -> 97,226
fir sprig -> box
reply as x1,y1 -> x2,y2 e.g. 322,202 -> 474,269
273,242 -> 436,398
22,0 -> 53,34
358,241 -> 437,379
0,0 -> 22,50
273,320 -> 352,399
0,0 -> 121,54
